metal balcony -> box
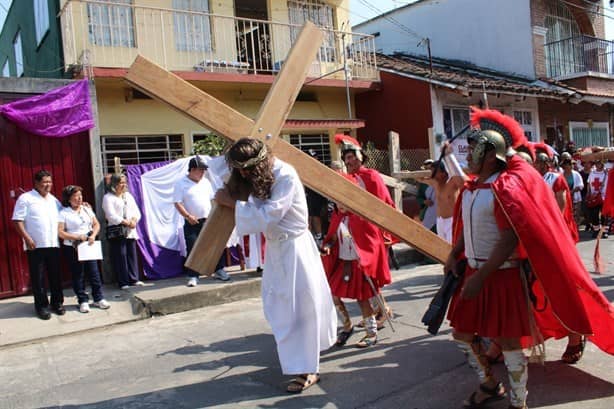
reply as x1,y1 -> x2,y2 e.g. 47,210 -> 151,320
545,35 -> 614,78
59,0 -> 379,81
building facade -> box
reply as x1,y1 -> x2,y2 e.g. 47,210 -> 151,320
58,0 -> 379,172
355,0 -> 614,154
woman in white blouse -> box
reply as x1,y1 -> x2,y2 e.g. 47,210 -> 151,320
58,185 -> 109,313
102,174 -> 143,289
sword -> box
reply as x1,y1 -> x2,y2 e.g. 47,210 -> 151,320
364,273 -> 395,332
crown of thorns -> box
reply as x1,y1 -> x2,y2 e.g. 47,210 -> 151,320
226,142 -> 268,169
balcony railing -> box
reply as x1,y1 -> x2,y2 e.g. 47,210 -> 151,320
545,35 -> 614,78
59,0 -> 379,81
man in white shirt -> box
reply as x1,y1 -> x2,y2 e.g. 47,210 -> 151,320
174,156 -> 229,286
12,170 -> 64,320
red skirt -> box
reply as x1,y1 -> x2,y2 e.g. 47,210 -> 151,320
327,259 -> 375,301
447,265 -> 532,338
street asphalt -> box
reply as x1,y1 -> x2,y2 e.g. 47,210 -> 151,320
0,231 -> 612,408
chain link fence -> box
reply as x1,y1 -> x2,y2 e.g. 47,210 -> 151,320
363,148 -> 431,175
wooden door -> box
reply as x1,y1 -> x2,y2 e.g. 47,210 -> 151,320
0,93 -> 95,299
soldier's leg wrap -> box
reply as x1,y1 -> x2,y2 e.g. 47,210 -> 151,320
456,338 -> 493,384
503,349 -> 528,408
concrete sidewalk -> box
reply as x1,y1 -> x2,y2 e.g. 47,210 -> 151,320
0,267 -> 264,349
0,243 -> 424,349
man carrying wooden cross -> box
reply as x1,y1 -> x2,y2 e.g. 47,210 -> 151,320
214,137 -> 337,393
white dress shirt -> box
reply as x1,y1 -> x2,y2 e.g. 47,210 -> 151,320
12,190 -> 61,249
102,192 -> 142,239
59,206 -> 96,246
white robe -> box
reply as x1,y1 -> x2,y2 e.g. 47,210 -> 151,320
234,159 -> 337,374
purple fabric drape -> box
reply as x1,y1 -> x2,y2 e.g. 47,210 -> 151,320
126,161 -> 185,280
126,161 -> 243,280
0,79 -> 94,137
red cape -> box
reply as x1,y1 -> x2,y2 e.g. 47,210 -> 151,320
321,167 -> 393,287
492,156 -> 614,353
322,209 -> 391,288
603,168 -> 614,217
553,173 -> 579,243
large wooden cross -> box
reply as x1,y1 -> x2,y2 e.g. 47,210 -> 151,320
125,22 -> 451,273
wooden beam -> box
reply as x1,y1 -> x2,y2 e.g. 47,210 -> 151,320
392,170 -> 433,180
124,24 -> 451,274
380,173 -> 417,195
580,149 -> 614,162
272,140 -> 450,262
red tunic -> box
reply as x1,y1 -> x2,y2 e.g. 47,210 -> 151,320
321,167 -> 393,299
602,168 -> 614,217
551,174 -> 579,242
448,191 -> 532,337
452,156 -> 614,354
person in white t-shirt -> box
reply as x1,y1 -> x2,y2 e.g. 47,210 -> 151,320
58,185 -> 110,313
173,156 -> 229,287
12,170 -> 64,320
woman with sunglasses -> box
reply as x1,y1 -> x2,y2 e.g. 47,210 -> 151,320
58,185 -> 110,313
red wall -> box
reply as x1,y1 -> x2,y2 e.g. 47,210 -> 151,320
355,71 -> 433,149
0,93 -> 94,299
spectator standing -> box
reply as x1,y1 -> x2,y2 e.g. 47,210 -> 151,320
102,174 -> 144,289
58,185 -> 110,313
173,156 -> 229,287
12,170 -> 64,320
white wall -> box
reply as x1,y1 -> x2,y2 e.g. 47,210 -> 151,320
354,0 -> 535,79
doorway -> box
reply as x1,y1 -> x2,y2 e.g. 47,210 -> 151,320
234,0 -> 272,73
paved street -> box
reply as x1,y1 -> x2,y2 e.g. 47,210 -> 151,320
1,231 -> 613,409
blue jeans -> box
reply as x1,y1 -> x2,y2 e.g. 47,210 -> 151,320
63,245 -> 104,303
184,218 -> 225,278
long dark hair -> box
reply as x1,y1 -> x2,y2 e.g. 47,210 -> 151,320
226,138 -> 274,200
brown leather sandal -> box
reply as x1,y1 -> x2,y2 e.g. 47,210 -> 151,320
561,336 -> 586,364
286,373 -> 320,393
463,382 -> 507,408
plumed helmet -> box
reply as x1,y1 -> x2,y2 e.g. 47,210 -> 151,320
471,130 -> 507,167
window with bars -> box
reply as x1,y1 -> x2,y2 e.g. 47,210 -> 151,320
288,134 -> 331,165
173,0 -> 212,52
288,0 -> 336,62
34,0 -> 50,45
101,135 -> 184,173
87,0 -> 135,48
569,122 -> 610,148
544,1 -> 582,77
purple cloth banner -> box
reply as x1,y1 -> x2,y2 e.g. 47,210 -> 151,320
126,161 -> 184,280
0,79 -> 94,137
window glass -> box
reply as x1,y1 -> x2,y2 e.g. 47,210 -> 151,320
13,32 -> 23,76
34,0 -> 50,45
1,60 -> 9,77
173,0 -> 212,52
87,0 -> 135,47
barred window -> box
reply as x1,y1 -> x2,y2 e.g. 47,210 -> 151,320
101,135 -> 184,173
288,0 -> 336,62
87,0 -> 135,47
289,134 -> 331,165
569,122 -> 610,148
